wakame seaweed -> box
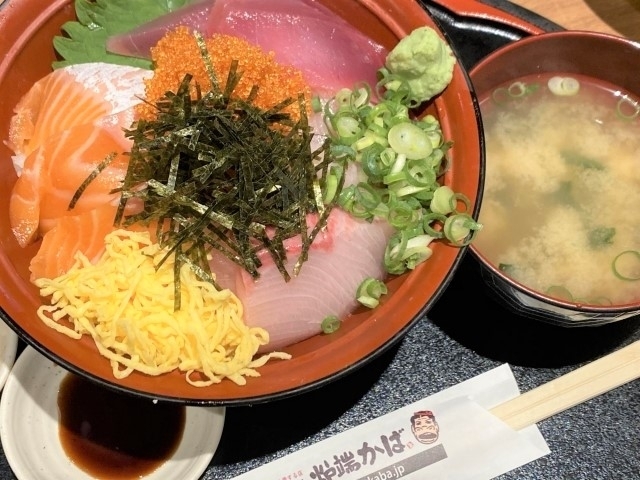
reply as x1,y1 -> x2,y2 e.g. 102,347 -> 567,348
588,226 -> 616,249
113,41 -> 341,294
561,150 -> 604,170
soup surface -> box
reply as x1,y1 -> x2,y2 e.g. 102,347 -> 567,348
475,72 -> 640,306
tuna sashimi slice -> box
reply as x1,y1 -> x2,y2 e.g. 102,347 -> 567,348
211,208 -> 394,351
106,0 -> 388,95
206,0 -> 388,95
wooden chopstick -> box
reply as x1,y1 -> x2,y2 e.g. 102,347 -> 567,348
490,340 -> 640,431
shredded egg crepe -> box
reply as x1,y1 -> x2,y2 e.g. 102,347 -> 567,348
34,229 -> 290,387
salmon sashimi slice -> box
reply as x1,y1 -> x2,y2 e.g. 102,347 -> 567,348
29,203 -> 120,282
9,121 -> 132,248
7,63 -> 150,174
29,201 -> 150,282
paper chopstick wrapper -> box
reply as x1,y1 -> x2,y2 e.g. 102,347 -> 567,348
231,364 -> 550,480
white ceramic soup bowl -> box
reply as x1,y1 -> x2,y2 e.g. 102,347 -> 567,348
469,30 -> 640,327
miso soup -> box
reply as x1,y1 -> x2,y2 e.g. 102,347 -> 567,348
475,72 -> 640,306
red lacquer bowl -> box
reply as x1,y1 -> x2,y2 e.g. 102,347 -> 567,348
0,0 -> 484,404
469,31 -> 640,327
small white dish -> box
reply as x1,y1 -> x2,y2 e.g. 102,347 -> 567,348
0,346 -> 225,480
0,320 -> 18,393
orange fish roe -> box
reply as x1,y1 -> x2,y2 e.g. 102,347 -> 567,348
137,26 -> 313,121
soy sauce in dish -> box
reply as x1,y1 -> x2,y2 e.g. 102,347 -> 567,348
58,373 -> 186,479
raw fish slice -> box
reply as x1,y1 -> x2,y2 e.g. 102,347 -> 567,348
105,0 -> 327,58
106,0 -> 387,95
29,202 -> 149,282
29,203 -> 120,282
7,63 -> 150,174
212,208 -> 394,351
9,122 -> 132,248
207,0 -> 388,95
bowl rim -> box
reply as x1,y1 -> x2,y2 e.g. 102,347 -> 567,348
468,29 -> 640,317
0,0 -> 485,404
470,29 -> 640,70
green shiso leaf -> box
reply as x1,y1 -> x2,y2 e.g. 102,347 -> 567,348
52,0 -> 190,69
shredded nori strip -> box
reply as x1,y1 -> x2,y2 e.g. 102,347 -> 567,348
113,35 -> 342,297
69,153 -> 117,210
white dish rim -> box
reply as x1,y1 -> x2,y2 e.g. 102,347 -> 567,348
0,320 -> 18,393
0,346 -> 225,480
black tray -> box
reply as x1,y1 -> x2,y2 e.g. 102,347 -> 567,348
1,2 -> 638,479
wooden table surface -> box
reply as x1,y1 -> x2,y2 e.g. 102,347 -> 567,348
509,0 -> 640,40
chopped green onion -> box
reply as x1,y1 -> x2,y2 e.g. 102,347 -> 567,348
353,132 -> 384,152
491,87 -> 510,105
544,286 -> 612,306
548,76 -> 580,96
508,81 -> 528,97
430,185 -> 455,215
387,196 -> 423,230
334,115 -> 362,143
387,122 -> 433,160
453,192 -> 472,213
443,213 -> 482,246
311,95 -> 323,113
360,143 -> 392,180
545,285 -> 574,301
422,212 -> 447,238
322,164 -> 345,204
376,68 -> 416,107
491,81 -> 539,105
334,88 -> 356,108
612,250 -> 640,281
356,277 -> 388,309
322,74 -> 482,277
583,297 -> 613,306
321,315 -> 341,334
384,227 -> 435,274
616,94 -> 640,120
499,263 -> 517,276
338,183 -> 383,220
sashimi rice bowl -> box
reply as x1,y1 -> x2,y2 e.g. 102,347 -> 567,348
0,0 -> 484,404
